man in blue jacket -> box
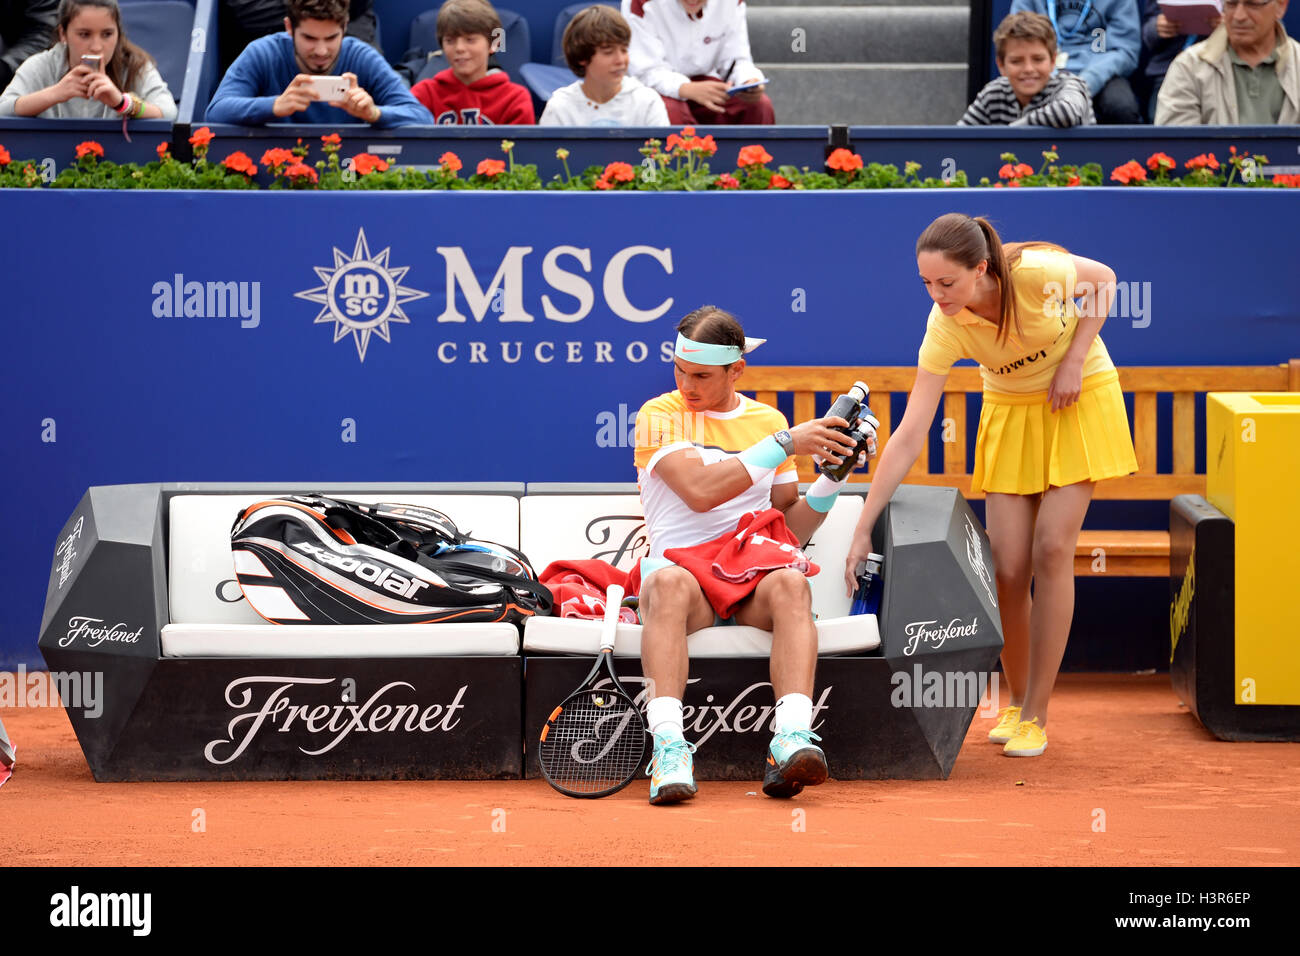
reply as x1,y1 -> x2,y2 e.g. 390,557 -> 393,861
207,0 -> 432,126
1010,0 -> 1144,123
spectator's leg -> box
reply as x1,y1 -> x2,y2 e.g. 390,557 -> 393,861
1092,75 -> 1143,124
1147,77 -> 1166,124
723,92 -> 776,125
660,95 -> 697,126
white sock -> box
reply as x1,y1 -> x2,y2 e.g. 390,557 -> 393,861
647,697 -> 684,739
774,693 -> 813,733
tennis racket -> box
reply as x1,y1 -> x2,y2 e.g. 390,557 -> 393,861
538,584 -> 647,798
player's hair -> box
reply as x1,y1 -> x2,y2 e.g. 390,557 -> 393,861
437,0 -> 502,45
56,0 -> 155,93
677,307 -> 746,366
916,213 -> 1068,346
992,11 -> 1057,62
562,6 -> 631,76
286,0 -> 349,28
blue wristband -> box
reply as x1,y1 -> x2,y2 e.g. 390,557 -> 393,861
805,473 -> 846,514
738,434 -> 787,483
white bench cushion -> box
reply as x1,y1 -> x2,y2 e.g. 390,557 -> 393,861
161,623 -> 520,658
168,493 -> 520,626
522,614 -> 879,658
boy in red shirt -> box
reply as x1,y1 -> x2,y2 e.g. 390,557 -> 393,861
410,0 -> 534,124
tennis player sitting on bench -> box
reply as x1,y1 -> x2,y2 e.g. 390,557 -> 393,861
634,306 -> 865,805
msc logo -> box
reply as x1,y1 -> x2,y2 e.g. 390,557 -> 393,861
295,228 -> 429,361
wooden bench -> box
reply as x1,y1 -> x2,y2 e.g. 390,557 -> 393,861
744,361 -> 1300,577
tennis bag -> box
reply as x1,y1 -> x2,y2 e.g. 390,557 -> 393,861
229,495 -> 552,625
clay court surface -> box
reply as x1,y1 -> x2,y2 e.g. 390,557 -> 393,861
4,672 -> 1297,867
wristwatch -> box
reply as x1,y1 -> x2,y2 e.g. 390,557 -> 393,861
774,430 -> 795,456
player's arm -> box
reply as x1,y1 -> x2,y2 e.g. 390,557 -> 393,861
652,417 -> 857,513
1049,254 -> 1117,411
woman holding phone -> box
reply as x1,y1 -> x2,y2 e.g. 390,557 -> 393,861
844,213 -> 1137,757
0,0 -> 176,119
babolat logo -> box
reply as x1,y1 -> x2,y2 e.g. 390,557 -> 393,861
295,227 -> 429,362
293,541 -> 430,599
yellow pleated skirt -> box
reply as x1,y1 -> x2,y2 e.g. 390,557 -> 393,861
971,369 -> 1139,496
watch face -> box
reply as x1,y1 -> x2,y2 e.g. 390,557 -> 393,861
776,430 -> 794,454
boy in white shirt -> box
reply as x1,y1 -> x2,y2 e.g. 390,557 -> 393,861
623,0 -> 773,124
540,5 -> 669,126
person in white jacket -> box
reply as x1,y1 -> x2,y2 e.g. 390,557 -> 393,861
622,0 -> 773,124
541,5 -> 669,126
1155,3 -> 1300,125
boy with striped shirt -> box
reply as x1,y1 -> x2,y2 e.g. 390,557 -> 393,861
959,12 -> 1096,127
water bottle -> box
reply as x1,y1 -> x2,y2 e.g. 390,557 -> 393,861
819,382 -> 877,481
850,553 -> 884,616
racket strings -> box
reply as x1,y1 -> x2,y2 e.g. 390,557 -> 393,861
539,691 -> 646,795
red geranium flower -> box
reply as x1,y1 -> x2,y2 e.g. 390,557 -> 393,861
769,173 -> 791,189
352,153 -> 390,176
439,151 -> 462,172
156,141 -> 171,160
1146,152 -> 1176,172
321,133 -> 342,146
681,126 -> 695,137
188,127 -> 214,148
283,162 -> 318,183
737,144 -> 773,167
717,173 -> 740,189
693,134 -> 717,156
592,178 -> 612,190
1066,174 -> 1081,186
261,147 -> 296,169
0,144 -> 11,166
74,140 -> 104,159
1185,153 -> 1219,171
1274,173 -> 1300,188
477,158 -> 506,177
221,151 -> 257,176
602,161 -> 635,183
665,133 -> 683,152
826,148 -> 863,172
1109,160 -> 1147,184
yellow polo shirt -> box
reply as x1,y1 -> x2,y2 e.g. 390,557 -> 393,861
917,248 -> 1115,394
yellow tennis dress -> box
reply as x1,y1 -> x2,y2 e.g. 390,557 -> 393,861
917,248 -> 1138,495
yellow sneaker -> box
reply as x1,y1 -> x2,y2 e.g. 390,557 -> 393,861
987,705 -> 1022,744
1002,719 -> 1047,757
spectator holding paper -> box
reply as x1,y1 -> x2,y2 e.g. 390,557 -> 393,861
1139,0 -> 1219,119
1155,0 -> 1299,123
623,0 -> 774,125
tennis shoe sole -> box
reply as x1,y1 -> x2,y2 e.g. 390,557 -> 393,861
649,782 -> 698,805
762,747 -> 828,798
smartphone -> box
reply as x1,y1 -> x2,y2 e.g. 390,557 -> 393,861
727,78 -> 767,95
80,54 -> 102,72
303,75 -> 350,102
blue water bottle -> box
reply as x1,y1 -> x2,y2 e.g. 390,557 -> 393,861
850,553 -> 884,616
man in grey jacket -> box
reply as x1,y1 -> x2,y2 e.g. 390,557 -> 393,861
0,0 -> 57,91
1155,0 -> 1300,124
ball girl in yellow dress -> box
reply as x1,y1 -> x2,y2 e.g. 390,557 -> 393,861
844,213 -> 1138,757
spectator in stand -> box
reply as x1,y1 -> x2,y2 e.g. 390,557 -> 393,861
1009,0 -> 1143,123
623,0 -> 774,125
1155,0 -> 1299,123
0,0 -> 57,92
219,0 -> 379,74
540,5 -> 669,126
410,0 -> 533,125
206,0 -> 431,126
1138,0 -> 1219,119
960,12 -> 1096,125
0,0 -> 175,119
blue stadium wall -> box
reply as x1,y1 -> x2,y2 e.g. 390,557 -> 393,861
4,188 -> 1299,669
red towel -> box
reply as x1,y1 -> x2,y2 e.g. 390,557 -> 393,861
538,559 -> 640,622
664,509 -> 819,619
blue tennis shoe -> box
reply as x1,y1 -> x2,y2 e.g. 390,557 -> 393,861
646,732 -> 697,805
762,728 -> 828,798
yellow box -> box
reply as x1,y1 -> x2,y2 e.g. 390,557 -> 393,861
1206,392 -> 1300,706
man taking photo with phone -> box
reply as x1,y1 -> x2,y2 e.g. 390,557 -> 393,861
207,0 -> 432,126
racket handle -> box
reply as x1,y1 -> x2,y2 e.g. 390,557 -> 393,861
600,584 -> 624,652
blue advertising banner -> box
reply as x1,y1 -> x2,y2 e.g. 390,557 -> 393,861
4,188 -> 1299,664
